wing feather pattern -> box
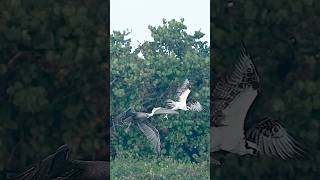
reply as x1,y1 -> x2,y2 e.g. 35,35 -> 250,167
137,121 -> 161,155
212,43 -> 260,127
188,101 -> 203,112
111,107 -> 133,128
246,118 -> 308,160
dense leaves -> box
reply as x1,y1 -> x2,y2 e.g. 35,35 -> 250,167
0,0 -> 107,171
111,155 -> 209,179
111,19 -> 210,163
212,0 -> 320,179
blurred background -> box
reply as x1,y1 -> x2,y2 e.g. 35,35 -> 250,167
211,0 -> 320,179
0,0 -> 107,172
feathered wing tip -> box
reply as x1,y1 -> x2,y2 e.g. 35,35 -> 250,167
182,78 -> 190,87
246,117 -> 311,160
225,41 -> 260,90
240,41 -> 260,87
188,101 -> 203,112
240,40 -> 248,56
4,145 -> 80,180
176,78 -> 191,98
137,121 -> 161,155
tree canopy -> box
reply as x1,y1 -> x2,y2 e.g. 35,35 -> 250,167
110,19 -> 210,162
0,0 -> 107,171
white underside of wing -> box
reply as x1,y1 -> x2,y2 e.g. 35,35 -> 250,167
166,89 -> 190,111
212,87 -> 257,154
222,87 -> 257,129
178,89 -> 191,103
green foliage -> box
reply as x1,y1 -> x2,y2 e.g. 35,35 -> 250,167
111,19 -> 210,163
212,0 -> 320,179
111,155 -> 209,179
0,0 -> 107,170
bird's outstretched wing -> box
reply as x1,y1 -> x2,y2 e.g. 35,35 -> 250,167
246,118 -> 309,160
212,43 -> 259,128
176,79 -> 191,102
152,107 -> 179,115
4,145 -> 82,180
188,101 -> 203,112
137,121 -> 161,155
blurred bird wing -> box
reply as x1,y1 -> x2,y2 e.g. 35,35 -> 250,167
176,79 -> 191,102
212,44 -> 259,127
178,89 -> 191,103
246,118 -> 309,160
153,107 -> 179,115
188,101 -> 203,112
137,121 -> 161,155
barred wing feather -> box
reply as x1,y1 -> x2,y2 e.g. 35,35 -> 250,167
137,121 -> 161,155
212,44 -> 259,127
188,101 -> 203,112
246,118 -> 308,160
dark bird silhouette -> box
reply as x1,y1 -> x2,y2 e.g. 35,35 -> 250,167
112,107 -> 178,155
3,144 -> 109,180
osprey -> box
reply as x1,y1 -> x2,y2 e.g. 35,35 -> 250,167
166,78 -> 203,112
112,107 -> 178,155
211,43 -> 308,165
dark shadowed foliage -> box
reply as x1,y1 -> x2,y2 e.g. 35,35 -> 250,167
0,0 -> 108,172
211,0 -> 320,179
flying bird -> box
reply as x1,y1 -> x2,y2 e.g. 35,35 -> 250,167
211,43 -> 308,165
112,107 -> 178,155
166,78 -> 203,113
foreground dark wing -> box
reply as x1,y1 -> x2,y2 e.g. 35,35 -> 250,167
5,145 -> 82,180
68,160 -> 108,180
246,118 -> 308,160
212,44 -> 259,127
153,107 -> 179,115
137,121 -> 161,155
